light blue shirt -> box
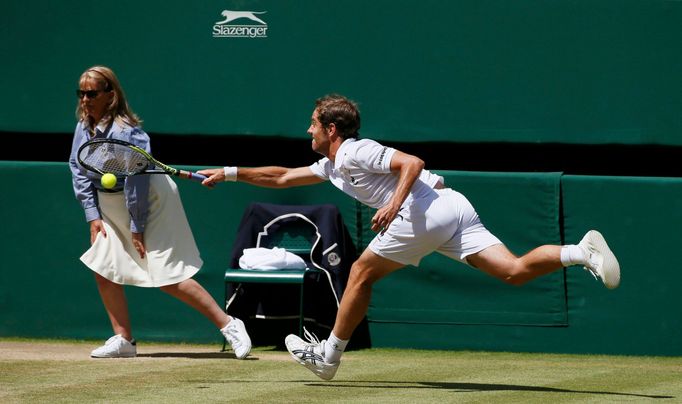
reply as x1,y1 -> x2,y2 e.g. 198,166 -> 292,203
68,119 -> 151,233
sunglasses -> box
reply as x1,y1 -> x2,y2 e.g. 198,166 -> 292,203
76,89 -> 107,99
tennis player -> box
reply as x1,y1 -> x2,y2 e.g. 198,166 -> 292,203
198,94 -> 620,379
68,66 -> 251,359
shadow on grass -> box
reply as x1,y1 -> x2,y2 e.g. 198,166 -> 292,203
137,352 -> 259,360
307,381 -> 674,399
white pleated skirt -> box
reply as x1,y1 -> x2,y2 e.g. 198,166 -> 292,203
80,175 -> 202,287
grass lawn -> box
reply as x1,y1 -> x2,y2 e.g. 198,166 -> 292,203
1,338 -> 680,403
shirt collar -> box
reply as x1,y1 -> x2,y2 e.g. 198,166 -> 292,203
91,119 -> 115,138
96,119 -> 113,134
333,138 -> 357,169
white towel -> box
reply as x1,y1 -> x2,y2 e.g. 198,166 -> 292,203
238,247 -> 307,270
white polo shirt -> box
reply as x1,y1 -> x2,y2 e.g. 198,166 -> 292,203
309,138 -> 442,209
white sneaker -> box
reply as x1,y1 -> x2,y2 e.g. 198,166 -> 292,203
221,317 -> 252,359
579,230 -> 621,289
90,335 -> 136,358
285,328 -> 339,381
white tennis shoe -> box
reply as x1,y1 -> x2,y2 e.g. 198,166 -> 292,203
285,329 -> 339,381
90,334 -> 136,358
579,230 -> 621,289
221,317 -> 252,359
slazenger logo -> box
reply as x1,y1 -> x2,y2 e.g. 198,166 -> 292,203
212,10 -> 268,38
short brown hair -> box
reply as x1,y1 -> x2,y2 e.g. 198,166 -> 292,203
315,94 -> 360,139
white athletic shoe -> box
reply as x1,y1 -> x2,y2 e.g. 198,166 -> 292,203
221,317 -> 252,359
90,335 -> 137,358
285,328 -> 339,381
579,230 -> 621,289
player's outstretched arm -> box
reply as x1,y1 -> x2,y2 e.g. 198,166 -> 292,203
198,166 -> 324,189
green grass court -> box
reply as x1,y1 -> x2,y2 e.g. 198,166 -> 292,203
2,338 -> 680,403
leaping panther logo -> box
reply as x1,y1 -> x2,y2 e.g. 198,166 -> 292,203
215,10 -> 267,25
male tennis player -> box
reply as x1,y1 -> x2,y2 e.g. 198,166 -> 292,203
198,94 -> 620,380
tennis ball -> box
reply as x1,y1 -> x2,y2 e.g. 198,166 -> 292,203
101,173 -> 117,189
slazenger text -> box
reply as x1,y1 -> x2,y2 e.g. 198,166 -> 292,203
213,25 -> 267,38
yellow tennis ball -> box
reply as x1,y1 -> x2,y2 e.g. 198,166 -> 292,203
101,173 -> 117,189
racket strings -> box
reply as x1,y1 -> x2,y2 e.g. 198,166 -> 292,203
80,143 -> 149,176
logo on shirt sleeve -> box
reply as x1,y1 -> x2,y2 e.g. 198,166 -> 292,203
376,147 -> 387,167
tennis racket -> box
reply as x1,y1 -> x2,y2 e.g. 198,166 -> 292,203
77,138 -> 207,183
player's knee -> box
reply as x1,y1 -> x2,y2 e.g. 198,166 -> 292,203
347,263 -> 379,290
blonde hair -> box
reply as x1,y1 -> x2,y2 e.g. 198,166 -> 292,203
76,65 -> 142,128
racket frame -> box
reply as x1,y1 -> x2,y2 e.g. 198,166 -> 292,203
77,138 -> 207,182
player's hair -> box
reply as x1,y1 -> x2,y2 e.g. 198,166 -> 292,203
76,65 -> 142,129
315,94 -> 360,139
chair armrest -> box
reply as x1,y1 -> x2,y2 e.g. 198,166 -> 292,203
224,268 -> 319,284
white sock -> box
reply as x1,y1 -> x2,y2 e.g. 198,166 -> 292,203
324,332 -> 348,364
560,245 -> 587,267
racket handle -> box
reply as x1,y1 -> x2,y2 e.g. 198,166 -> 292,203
178,170 -> 208,183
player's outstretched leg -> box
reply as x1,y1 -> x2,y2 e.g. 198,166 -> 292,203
579,230 -> 620,289
285,329 -> 340,381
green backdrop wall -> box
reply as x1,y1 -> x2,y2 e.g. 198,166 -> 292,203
1,163 -> 680,355
2,0 -> 680,145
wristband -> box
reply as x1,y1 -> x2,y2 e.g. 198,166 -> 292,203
223,166 -> 238,182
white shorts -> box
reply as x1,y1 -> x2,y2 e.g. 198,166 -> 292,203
368,188 -> 501,267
